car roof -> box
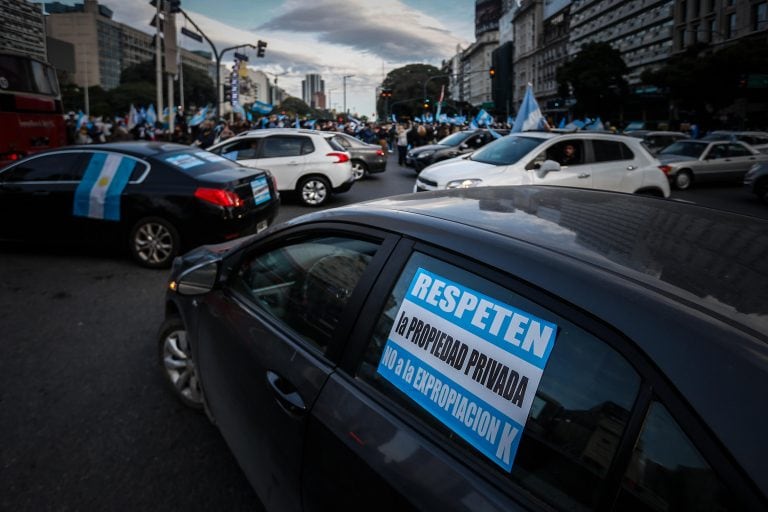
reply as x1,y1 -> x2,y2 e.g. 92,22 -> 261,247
236,128 -> 327,138
292,186 -> 768,491
36,141 -> 193,159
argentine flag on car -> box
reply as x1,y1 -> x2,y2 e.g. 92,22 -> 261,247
73,153 -> 135,221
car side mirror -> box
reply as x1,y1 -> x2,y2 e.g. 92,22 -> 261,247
536,160 -> 561,178
459,143 -> 468,150
175,261 -> 220,295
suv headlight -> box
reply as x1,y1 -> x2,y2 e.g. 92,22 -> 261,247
446,179 -> 483,189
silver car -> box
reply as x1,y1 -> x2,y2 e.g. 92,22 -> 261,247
657,140 -> 768,190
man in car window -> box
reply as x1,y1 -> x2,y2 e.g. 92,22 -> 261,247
560,143 -> 579,166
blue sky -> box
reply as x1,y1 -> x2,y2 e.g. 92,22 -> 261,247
62,0 -> 476,116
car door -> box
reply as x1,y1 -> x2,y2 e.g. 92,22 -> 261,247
725,142 -> 761,180
209,138 -> 261,168
302,243 -> 648,511
253,135 -> 310,191
0,151 -> 86,239
699,143 -> 735,182
531,139 -> 594,188
193,225 -> 396,512
589,139 -> 641,193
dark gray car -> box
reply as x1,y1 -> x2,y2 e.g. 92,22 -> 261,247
159,186 -> 768,512
330,132 -> 387,180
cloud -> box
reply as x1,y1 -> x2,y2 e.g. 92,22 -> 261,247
256,0 -> 466,62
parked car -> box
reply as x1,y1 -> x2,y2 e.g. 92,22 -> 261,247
332,132 -> 387,180
406,129 -> 505,172
415,132 -> 671,197
0,142 -> 279,268
207,128 -> 355,206
657,139 -> 768,190
624,130 -> 690,155
159,186 -> 768,512
701,131 -> 768,153
744,162 -> 768,203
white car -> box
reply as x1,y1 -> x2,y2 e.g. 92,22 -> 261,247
207,129 -> 354,206
415,132 -> 671,198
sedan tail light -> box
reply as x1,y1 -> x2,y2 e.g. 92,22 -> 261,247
375,149 -> 385,157
194,187 -> 242,207
658,165 -> 672,175
326,152 -> 350,164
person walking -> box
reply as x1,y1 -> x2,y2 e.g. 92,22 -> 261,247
396,122 -> 411,166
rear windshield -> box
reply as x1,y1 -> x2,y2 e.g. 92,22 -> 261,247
659,141 -> 707,158
154,149 -> 249,176
469,136 -> 545,165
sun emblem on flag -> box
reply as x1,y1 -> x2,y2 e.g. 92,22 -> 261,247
98,176 -> 110,187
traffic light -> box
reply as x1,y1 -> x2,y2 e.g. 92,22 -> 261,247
489,67 -> 496,79
257,40 -> 267,58
169,0 -> 181,13
423,98 -> 430,110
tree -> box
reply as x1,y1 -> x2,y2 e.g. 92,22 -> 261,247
278,96 -> 313,117
378,64 -> 447,119
557,42 -> 629,117
118,58 -> 215,110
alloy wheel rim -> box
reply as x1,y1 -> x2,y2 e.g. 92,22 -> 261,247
162,329 -> 202,405
677,173 -> 691,189
351,162 -> 365,180
135,222 -> 173,263
302,180 -> 327,205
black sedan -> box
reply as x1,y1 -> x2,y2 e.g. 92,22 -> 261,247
159,186 -> 767,511
0,142 -> 280,268
406,129 -> 506,172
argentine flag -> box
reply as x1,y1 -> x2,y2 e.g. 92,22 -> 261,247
73,153 -> 135,221
511,84 -> 546,133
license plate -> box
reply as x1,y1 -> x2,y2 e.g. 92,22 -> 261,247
257,220 -> 268,233
250,176 -> 271,205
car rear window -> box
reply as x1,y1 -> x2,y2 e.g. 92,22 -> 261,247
593,140 -> 634,162
327,135 -> 347,152
155,150 -> 245,176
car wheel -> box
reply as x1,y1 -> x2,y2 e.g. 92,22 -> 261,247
674,169 -> 693,190
351,160 -> 368,180
129,217 -> 180,268
158,316 -> 203,410
297,176 -> 330,206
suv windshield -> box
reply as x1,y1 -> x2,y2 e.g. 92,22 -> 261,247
437,131 -> 473,146
469,136 -> 545,165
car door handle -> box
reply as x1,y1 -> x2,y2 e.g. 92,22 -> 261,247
266,370 -> 307,416
578,173 -> 591,179
626,165 -> 637,171
288,161 -> 300,165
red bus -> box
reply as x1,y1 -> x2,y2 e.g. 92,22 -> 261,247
0,52 -> 66,168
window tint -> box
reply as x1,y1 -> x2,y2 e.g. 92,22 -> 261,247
470,136 -> 545,165
259,136 -> 305,158
539,139 -> 585,166
616,401 -> 740,511
593,140 -> 633,162
0,153 -> 84,182
707,144 -> 728,159
358,252 -> 640,511
726,144 -> 751,157
232,236 -> 380,352
214,139 -> 259,161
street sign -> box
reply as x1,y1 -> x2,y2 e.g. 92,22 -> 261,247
181,27 -> 202,42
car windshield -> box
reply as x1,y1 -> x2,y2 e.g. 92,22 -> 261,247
437,131 -> 473,146
659,141 -> 707,158
469,136 -> 545,165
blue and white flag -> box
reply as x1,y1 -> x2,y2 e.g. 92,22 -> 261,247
251,101 -> 273,115
564,119 -> 585,130
295,115 -> 300,129
162,107 -> 169,121
438,113 -> 448,123
475,109 -> 493,127
73,153 -> 136,221
488,127 -> 503,139
585,117 -> 604,131
348,114 -> 361,125
189,105 -> 209,127
425,112 -> 434,124
146,104 -> 157,126
414,116 -> 422,123
307,119 -> 317,128
76,110 -> 88,129
127,104 -> 138,130
246,111 -> 253,122
233,103 -> 246,118
511,84 -> 546,133
391,113 -> 397,123
558,118 -> 566,129
260,117 -> 269,128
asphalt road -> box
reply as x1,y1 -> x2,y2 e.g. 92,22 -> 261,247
1,153 -> 765,511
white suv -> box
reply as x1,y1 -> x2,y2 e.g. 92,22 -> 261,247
207,129 -> 354,206
415,132 -> 671,198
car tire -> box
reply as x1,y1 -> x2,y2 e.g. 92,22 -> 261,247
351,160 -> 368,180
129,216 -> 180,268
158,316 -> 204,410
297,176 -> 331,206
674,169 -> 693,190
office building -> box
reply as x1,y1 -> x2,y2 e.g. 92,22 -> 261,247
301,73 -> 324,108
0,0 -> 47,61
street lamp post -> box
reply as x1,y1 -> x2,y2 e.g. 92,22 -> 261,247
343,75 -> 354,114
178,9 -> 259,120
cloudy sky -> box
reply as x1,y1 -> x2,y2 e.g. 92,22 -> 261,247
62,0 -> 476,116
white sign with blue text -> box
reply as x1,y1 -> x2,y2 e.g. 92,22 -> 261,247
377,267 -> 558,472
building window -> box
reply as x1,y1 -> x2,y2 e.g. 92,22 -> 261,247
680,0 -> 687,21
726,12 -> 737,37
754,2 -> 768,31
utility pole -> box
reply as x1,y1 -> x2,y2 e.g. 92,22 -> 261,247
154,0 -> 163,127
343,74 -> 354,114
